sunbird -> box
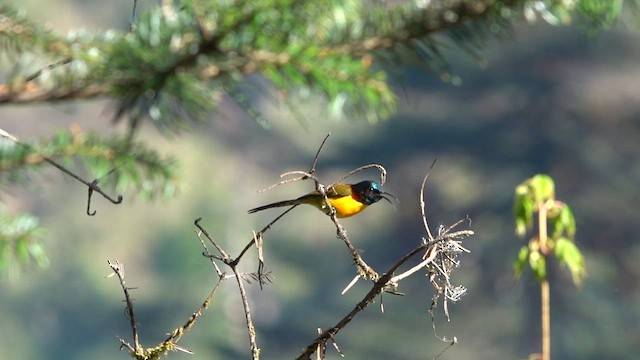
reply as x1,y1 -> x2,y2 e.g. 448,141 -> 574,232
248,180 -> 397,218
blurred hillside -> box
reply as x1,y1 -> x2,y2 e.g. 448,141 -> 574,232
2,1 -> 640,360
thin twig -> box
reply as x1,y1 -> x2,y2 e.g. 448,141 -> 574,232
195,217 -> 230,261
257,132 -> 330,194
341,275 -> 361,295
24,58 -> 73,82
107,260 -> 141,353
159,275 -> 225,354
309,133 -> 331,176
109,255 -> 229,358
130,0 -> 138,32
194,219 -> 264,359
329,210 -> 379,281
389,256 -> 434,283
433,336 -> 458,360
0,128 -> 124,212
234,205 -> 298,264
420,159 -> 437,241
231,266 -> 260,360
331,164 -> 387,186
257,171 -> 318,193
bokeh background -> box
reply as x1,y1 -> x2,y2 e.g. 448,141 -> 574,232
2,1 -> 640,359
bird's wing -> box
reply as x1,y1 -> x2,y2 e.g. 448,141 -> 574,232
327,183 -> 353,197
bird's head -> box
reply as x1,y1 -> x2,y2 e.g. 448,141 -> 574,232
351,181 -> 398,206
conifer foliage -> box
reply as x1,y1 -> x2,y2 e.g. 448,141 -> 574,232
0,0 -> 634,272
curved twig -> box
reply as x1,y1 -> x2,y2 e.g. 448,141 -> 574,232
256,133 -> 330,194
331,163 -> 387,186
257,170 -> 319,193
420,159 -> 437,241
310,133 -> 331,176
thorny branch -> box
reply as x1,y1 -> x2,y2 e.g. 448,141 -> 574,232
296,163 -> 474,360
296,225 -> 473,359
194,218 -> 265,360
327,207 -> 380,281
108,259 -> 225,359
231,265 -> 260,360
107,260 -> 141,354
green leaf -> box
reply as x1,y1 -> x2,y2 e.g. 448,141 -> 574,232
554,236 -> 569,261
549,202 -> 577,239
555,237 -> 586,286
15,237 -> 30,264
0,213 -> 47,276
577,0 -> 624,30
513,184 -> 534,237
529,174 -> 555,203
514,246 -> 529,278
559,204 -> 576,239
515,218 -> 528,238
27,242 -> 49,268
529,250 -> 546,282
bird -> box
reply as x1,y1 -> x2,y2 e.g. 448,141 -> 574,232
248,180 -> 397,218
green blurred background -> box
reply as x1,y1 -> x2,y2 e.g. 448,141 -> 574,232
2,1 -> 640,359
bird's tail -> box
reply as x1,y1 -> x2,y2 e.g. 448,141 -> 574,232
247,199 -> 300,214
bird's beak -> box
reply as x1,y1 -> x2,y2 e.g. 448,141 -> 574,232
381,192 -> 399,208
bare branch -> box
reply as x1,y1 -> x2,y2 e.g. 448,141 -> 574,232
194,217 -> 231,261
159,276 -> 225,352
234,205 -> 298,264
331,163 -> 387,186
257,170 -> 319,193
231,265 -> 260,360
257,133 -> 329,194
295,241 -> 428,360
107,260 -> 141,354
433,336 -> 458,360
328,209 -> 379,281
193,219 -> 262,359
0,83 -> 109,104
420,159 -> 437,241
309,133 -> 331,176
24,58 -> 73,82
297,164 -> 474,359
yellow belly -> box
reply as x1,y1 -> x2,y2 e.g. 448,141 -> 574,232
328,196 -> 368,218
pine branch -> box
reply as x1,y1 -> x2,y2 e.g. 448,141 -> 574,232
0,1 -> 509,114
0,213 -> 48,278
0,128 -> 179,199
0,0 -> 634,124
0,4 -> 73,57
